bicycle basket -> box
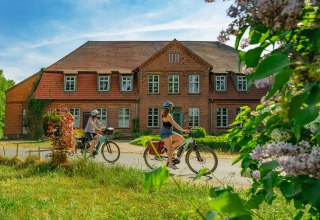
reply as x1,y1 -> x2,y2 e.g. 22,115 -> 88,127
148,141 -> 165,155
103,127 -> 114,135
76,137 -> 87,149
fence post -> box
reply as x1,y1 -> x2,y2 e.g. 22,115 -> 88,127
16,143 -> 19,157
29,149 -> 31,156
2,146 -> 5,156
38,146 -> 41,159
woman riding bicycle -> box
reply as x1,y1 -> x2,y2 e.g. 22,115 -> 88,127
85,109 -> 106,156
160,101 -> 189,169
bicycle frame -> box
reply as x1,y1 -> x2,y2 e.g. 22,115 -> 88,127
174,135 -> 195,160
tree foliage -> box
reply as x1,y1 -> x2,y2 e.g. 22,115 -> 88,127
0,69 -> 15,138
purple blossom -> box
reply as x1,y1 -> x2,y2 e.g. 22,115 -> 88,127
251,170 -> 260,179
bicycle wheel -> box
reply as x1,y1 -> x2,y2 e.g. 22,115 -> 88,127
143,147 -> 167,169
101,141 -> 120,163
185,145 -> 218,175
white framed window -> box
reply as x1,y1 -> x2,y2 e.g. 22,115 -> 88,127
175,53 -> 180,63
148,75 -> 159,94
64,75 -> 76,91
121,75 -> 133,92
168,53 -> 180,64
119,108 -> 130,128
237,76 -> 247,91
236,108 -> 243,128
189,74 -> 200,93
168,74 -> 179,94
215,75 -> 226,91
98,75 -> 110,91
69,108 -> 80,128
217,108 -> 228,128
188,108 -> 200,127
96,108 -> 107,126
148,108 -> 159,127
169,53 -> 174,64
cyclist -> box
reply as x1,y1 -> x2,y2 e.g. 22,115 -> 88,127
85,109 -> 106,157
160,101 -> 189,169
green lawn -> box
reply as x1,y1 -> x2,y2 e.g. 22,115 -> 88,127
0,159 -> 298,219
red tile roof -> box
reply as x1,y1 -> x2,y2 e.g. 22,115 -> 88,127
45,41 -> 239,73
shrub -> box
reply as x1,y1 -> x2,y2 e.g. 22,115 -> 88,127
190,126 -> 206,138
113,132 -> 124,140
43,109 -> 61,135
195,135 -> 232,152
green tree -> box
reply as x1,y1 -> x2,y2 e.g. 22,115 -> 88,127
0,69 -> 15,138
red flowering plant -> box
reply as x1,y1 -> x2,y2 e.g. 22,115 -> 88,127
46,106 -> 75,163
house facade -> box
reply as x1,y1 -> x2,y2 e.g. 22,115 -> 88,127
4,40 -> 267,138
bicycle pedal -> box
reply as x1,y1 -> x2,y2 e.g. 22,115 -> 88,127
173,158 -> 180,164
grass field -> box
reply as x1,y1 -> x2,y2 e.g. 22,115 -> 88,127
0,157 -> 299,220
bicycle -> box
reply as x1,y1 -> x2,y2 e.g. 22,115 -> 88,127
75,127 -> 120,163
143,130 -> 218,175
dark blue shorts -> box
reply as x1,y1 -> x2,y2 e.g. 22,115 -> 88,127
160,126 -> 173,139
85,132 -> 97,141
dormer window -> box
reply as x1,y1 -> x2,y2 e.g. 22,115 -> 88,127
169,53 -> 180,64
98,75 -> 110,91
215,75 -> 226,91
237,76 -> 247,91
64,75 -> 76,92
121,75 -> 133,92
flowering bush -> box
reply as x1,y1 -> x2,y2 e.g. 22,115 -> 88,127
203,0 -> 320,219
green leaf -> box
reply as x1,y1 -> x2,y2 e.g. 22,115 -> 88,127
144,165 -> 169,191
265,69 -> 293,99
245,193 -> 265,209
244,46 -> 267,68
209,186 -> 234,199
305,85 -> 320,106
262,172 -> 277,203
251,54 -> 290,81
208,191 -> 250,217
316,29 -> 320,54
288,92 -> 309,120
235,25 -> 249,49
294,105 -> 319,128
302,178 -> 320,209
194,167 -> 210,181
294,211 -> 304,220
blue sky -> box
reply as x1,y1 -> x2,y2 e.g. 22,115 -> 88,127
0,0 -> 234,83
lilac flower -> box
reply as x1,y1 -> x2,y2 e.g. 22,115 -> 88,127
251,170 -> 260,179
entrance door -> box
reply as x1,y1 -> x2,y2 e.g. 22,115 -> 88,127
82,112 -> 91,129
171,107 -> 182,133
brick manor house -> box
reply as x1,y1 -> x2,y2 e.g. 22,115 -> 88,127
4,39 -> 267,138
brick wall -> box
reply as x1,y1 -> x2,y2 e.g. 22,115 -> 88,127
4,73 -> 41,137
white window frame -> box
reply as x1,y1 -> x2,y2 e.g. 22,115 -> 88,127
215,75 -> 226,91
64,75 -> 76,92
217,108 -> 228,128
175,53 -> 180,63
168,74 -> 179,94
69,108 -> 80,128
148,108 -> 159,127
169,53 -> 179,64
169,53 -> 174,64
96,108 -> 107,126
189,74 -> 200,94
119,108 -> 130,128
188,108 -> 200,127
237,76 -> 247,91
121,75 -> 133,92
236,108 -> 243,128
98,75 -> 110,92
148,75 -> 159,94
